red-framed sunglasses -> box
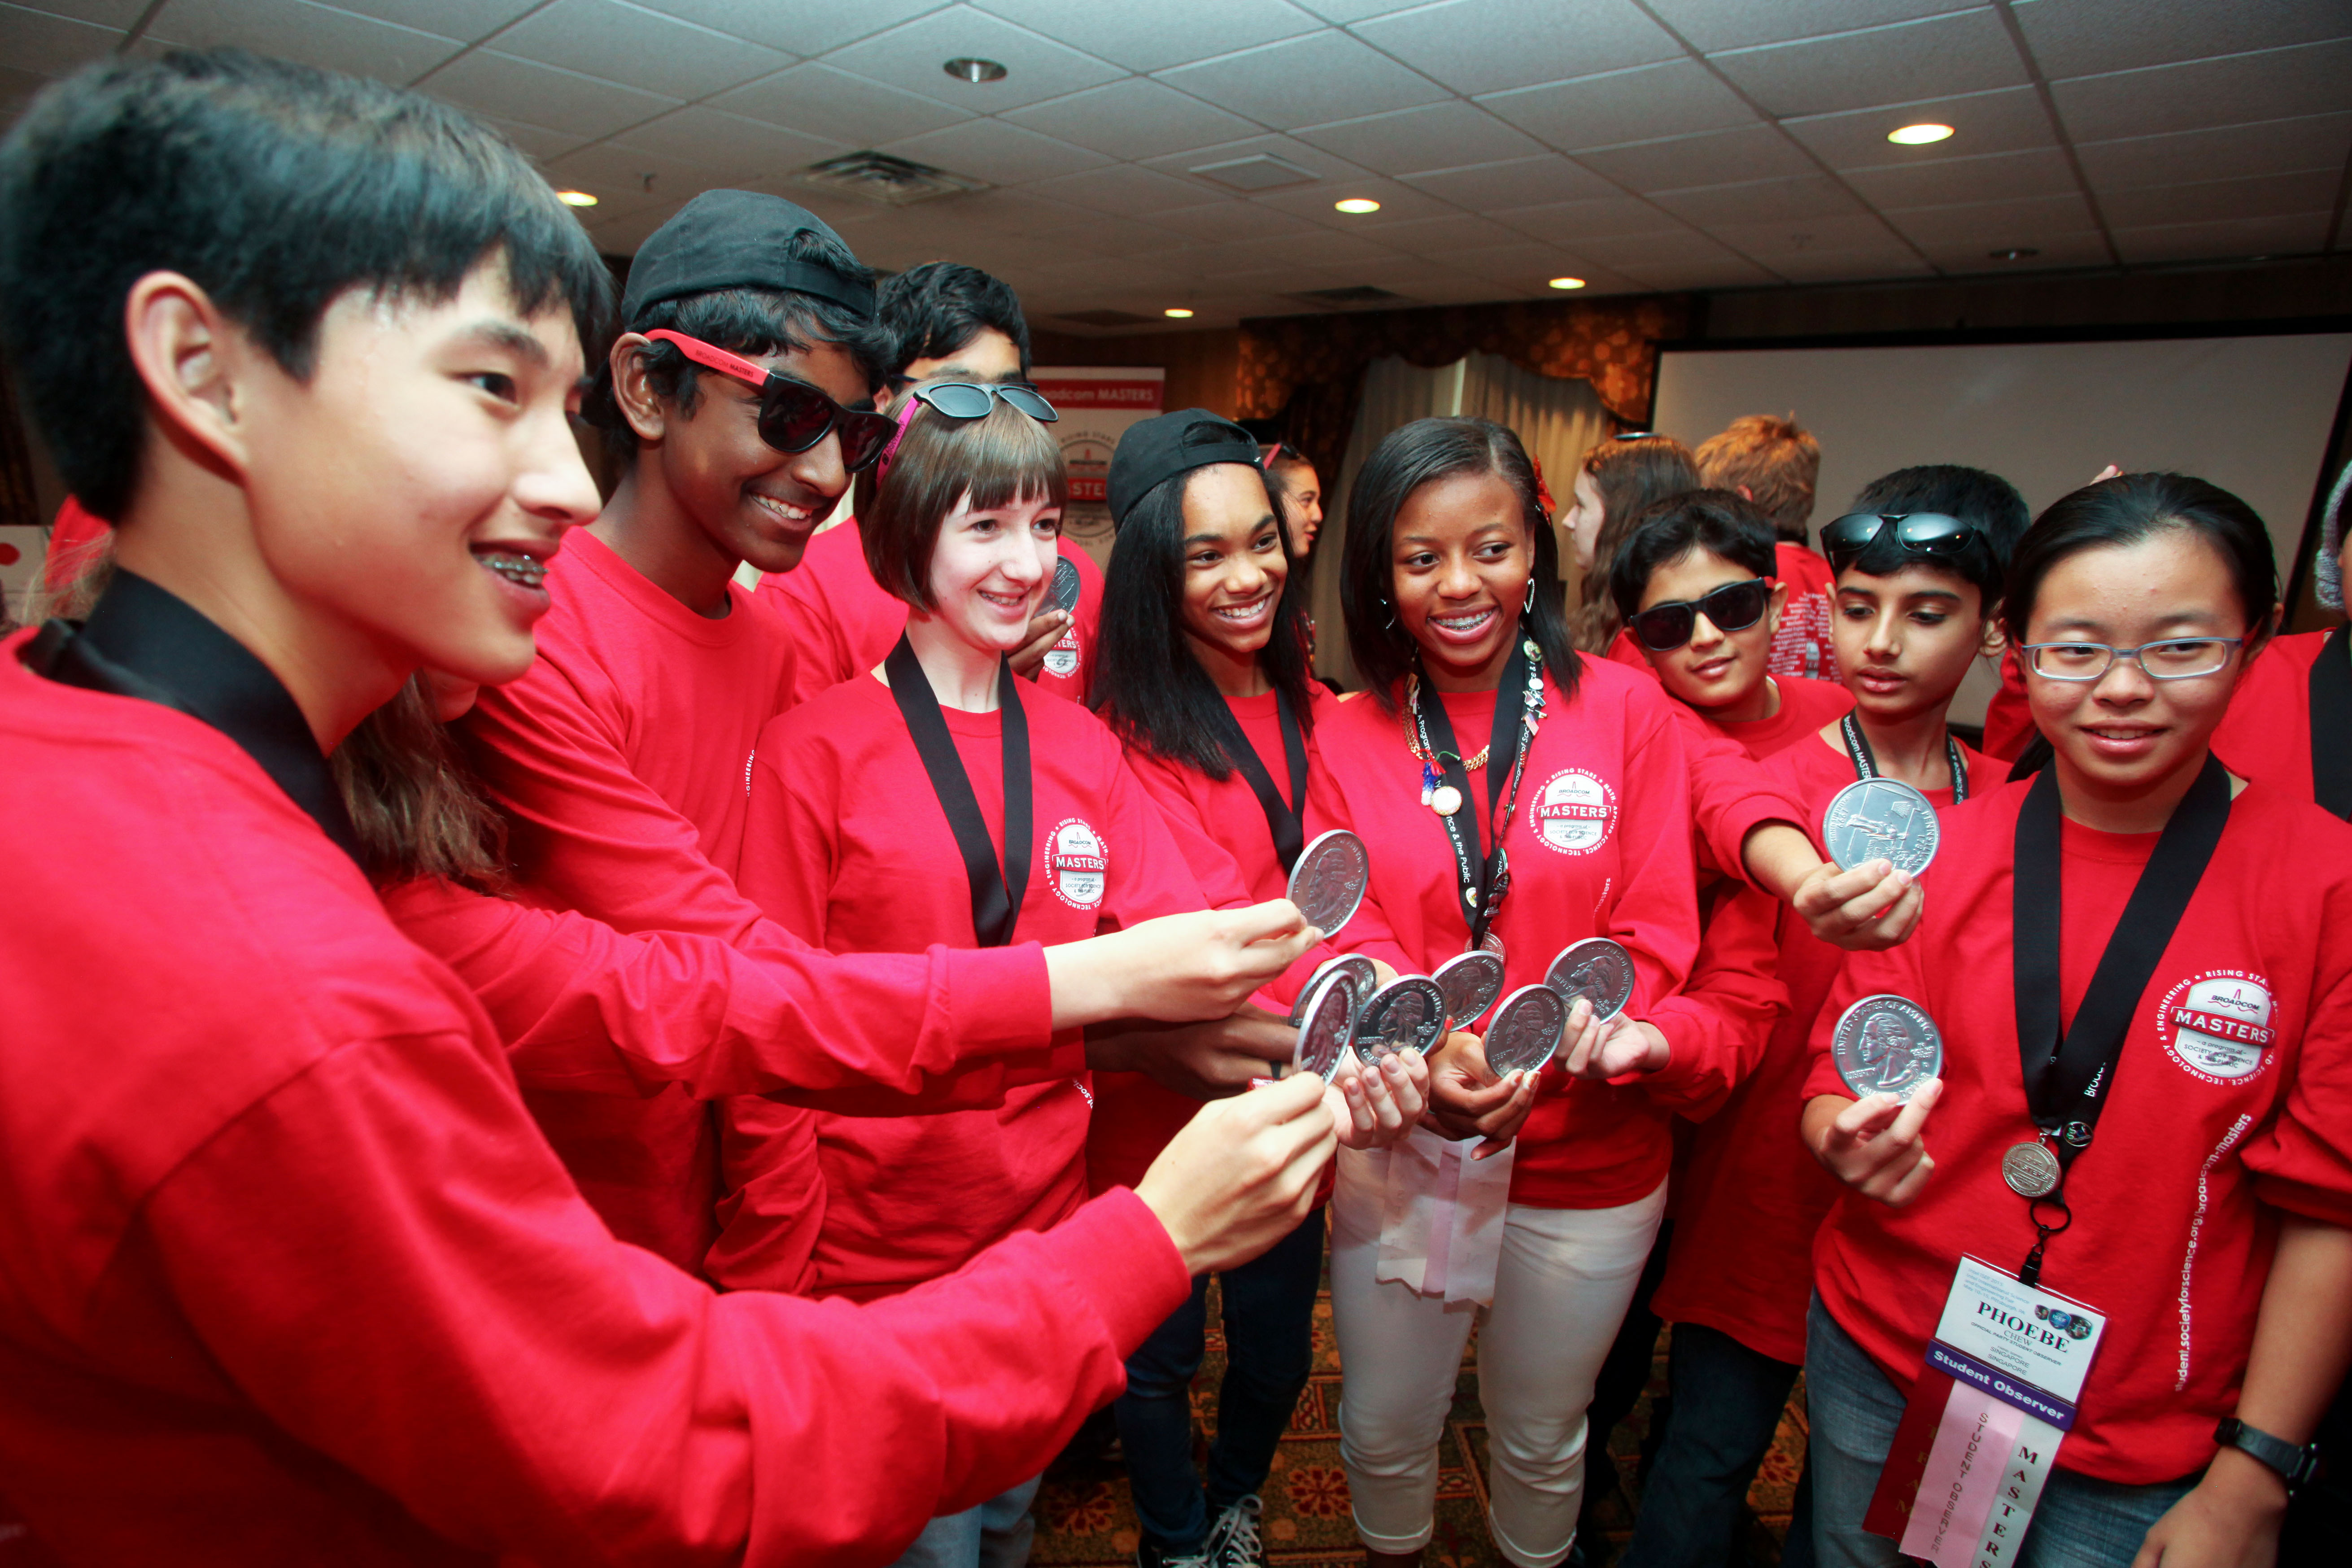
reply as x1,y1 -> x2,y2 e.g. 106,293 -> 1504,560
643,328 -> 897,472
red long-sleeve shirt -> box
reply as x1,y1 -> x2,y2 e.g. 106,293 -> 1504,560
0,633 -> 1188,1566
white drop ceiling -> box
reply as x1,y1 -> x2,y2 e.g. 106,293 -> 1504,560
4,0 -> 2348,332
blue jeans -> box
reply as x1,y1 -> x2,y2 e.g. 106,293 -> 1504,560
1620,1322 -> 1813,1568
886,1472 -> 1044,1568
1805,1296 -> 2195,1568
1117,1209 -> 1327,1555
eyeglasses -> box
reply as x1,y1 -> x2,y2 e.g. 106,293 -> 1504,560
1819,511 -> 1982,574
642,329 -> 899,472
2018,638 -> 2245,682
908,380 -> 1057,424
1628,577 -> 1771,651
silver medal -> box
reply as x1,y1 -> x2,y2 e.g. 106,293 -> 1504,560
1292,970 -> 1359,1083
1820,777 -> 1941,877
1482,984 -> 1568,1076
1354,975 -> 1446,1064
1287,954 -> 1380,1027
1287,829 -> 1370,938
1542,938 -> 1636,1022
2001,1141 -> 2062,1199
1830,993 -> 1943,1104
1432,949 -> 1507,1029
1049,555 -> 1082,614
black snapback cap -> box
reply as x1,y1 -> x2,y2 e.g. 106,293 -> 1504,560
620,188 -> 875,325
1108,408 -> 1264,526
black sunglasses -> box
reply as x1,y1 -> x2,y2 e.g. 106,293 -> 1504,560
1629,577 -> 1771,651
909,380 -> 1058,423
645,329 -> 899,472
1819,511 -> 1981,575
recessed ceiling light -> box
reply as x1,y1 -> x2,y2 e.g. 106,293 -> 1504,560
1548,276 -> 1586,290
1989,246 -> 2040,260
1334,197 -> 1381,214
1163,307 -> 1195,319
944,57 -> 1008,84
1888,122 -> 1955,145
555,189 -> 598,207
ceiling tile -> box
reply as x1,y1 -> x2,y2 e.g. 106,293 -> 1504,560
1252,175 -> 1459,229
1024,214 -> 1196,258
1704,212 -> 1906,258
1347,212 -> 1533,254
1709,9 -> 2030,120
711,61 -> 975,143
1287,0 -> 1428,20
608,107 -> 851,185
1491,194 -> 1688,242
2109,212 -> 2334,266
2011,0 -> 2352,81
467,112 -> 593,162
1571,225 -> 1750,268
1649,175 -> 1866,227
541,140 -> 728,208
879,117 -> 1110,184
2099,170 -> 2343,231
1003,79 -> 1259,160
1768,245 -> 1936,282
147,0 -> 466,83
1615,254 -> 1782,289
1351,0 -> 1681,97
483,0 -> 794,100
1292,100 -> 1547,176
1842,146 -> 2080,209
1478,59 -> 1760,153
319,1 -> 540,42
822,4 -> 1126,113
910,187 -> 1092,232
2051,39 -> 2352,143
1880,191 -> 2099,248
1146,201 -> 1320,241
1138,129 -> 1358,188
1189,228 -> 1407,274
1401,154 -> 1620,210
425,50 -> 681,140
633,0 -> 947,57
970,0 -> 1324,73
1571,122 -> 1815,190
1155,29 -> 1451,130
7,0 -> 148,25
1641,0 -> 1978,53
1437,237 -> 1596,278
0,2 -> 122,75
1025,162 -> 1220,216
1781,85 -> 2056,171
1916,230 -> 2113,273
2076,112 -> 2352,193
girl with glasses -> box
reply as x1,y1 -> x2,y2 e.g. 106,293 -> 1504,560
1799,473 -> 2352,1568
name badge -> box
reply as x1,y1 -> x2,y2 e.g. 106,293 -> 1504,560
1863,1257 -> 2106,1568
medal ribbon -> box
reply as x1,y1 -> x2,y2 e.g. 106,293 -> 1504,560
885,633 -> 1032,948
1413,641 -> 1544,949
1841,711 -> 1969,801
2307,624 -> 2352,819
1206,687 -> 1309,874
2008,754 -> 2231,1283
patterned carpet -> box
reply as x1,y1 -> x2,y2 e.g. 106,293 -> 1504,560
1034,1265 -> 1807,1567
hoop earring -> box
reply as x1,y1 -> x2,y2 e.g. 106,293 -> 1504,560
1522,578 -> 1535,615
1383,601 -> 1397,632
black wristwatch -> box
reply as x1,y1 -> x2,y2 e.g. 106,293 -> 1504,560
2213,1417 -> 2322,1495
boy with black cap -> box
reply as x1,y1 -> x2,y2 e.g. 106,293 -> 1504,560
771,259 -> 1104,708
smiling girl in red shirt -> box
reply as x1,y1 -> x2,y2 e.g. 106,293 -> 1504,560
1801,474 -> 2352,1568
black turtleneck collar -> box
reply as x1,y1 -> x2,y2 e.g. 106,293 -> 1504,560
24,568 -> 363,864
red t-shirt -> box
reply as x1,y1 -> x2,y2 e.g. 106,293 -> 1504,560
768,520 -> 1104,708
1804,776 -> 2352,1483
720,675 -> 1213,1301
1700,673 -> 1854,756
2211,628 -> 2332,807
1652,727 -> 1994,1364
1767,541 -> 1839,683
0,629 -> 1187,1564
460,529 -> 1054,1273
1306,658 -> 1727,1208
1981,645 -> 2036,761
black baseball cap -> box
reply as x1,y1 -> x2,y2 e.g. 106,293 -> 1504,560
1108,408 -> 1264,526
620,188 -> 875,326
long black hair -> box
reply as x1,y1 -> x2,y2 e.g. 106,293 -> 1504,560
1092,461 -> 1318,781
1340,417 -> 1580,711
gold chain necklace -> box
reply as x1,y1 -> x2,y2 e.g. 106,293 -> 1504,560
1401,674 -> 1489,770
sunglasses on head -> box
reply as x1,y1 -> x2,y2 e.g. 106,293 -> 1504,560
1629,576 -> 1771,652
643,329 -> 899,472
1819,511 -> 1981,575
908,380 -> 1058,424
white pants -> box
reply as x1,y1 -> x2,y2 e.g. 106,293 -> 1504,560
1330,1146 -> 1666,1568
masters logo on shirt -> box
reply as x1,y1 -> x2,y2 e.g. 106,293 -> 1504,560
1531,767 -> 1618,856
2156,968 -> 2276,1085
1047,817 -> 1108,909
1043,623 -> 1081,680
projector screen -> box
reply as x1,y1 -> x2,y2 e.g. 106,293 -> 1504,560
1652,329 -> 2352,722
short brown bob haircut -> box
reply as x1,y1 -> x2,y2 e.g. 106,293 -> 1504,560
861,397 -> 1069,610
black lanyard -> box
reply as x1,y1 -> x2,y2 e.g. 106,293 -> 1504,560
1414,641 -> 1541,948
2008,754 -> 2231,1283
1207,688 -> 1309,874
1840,711 -> 1969,801
2308,625 -> 2352,820
885,634 -> 1031,948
